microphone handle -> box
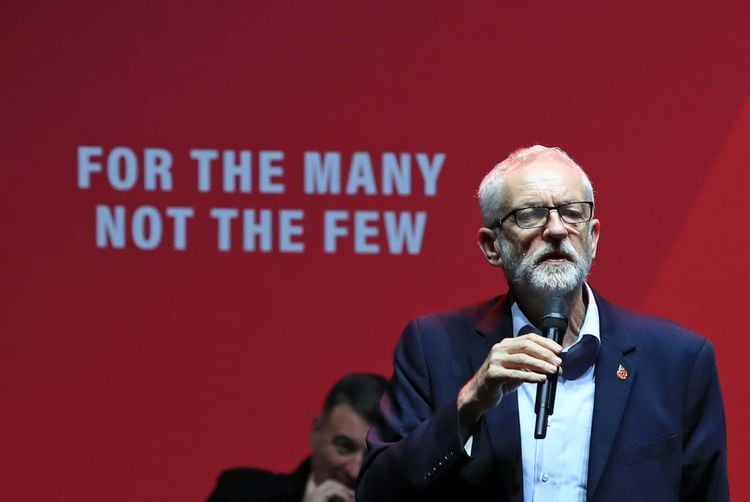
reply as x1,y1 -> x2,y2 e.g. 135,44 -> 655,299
534,326 -> 565,439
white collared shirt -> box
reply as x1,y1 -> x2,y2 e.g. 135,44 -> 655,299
513,284 -> 600,502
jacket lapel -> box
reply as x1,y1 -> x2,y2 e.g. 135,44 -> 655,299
469,295 -> 511,370
587,295 -> 637,500
468,296 -> 524,501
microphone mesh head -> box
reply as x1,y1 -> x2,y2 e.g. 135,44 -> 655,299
542,297 -> 570,330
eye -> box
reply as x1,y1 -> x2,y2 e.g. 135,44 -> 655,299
515,207 -> 547,225
559,203 -> 591,223
560,206 -> 583,219
332,436 -> 358,455
525,207 -> 547,218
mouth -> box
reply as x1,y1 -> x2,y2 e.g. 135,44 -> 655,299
537,251 -> 573,264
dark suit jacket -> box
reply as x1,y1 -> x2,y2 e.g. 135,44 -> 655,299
357,293 -> 728,501
208,458 -> 310,502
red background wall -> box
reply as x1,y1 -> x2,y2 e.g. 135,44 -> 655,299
2,2 -> 749,500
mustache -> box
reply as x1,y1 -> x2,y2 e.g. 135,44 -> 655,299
530,241 -> 581,265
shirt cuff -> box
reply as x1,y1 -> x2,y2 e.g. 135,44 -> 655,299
463,435 -> 474,456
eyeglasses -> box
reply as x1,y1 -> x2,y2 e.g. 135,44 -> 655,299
497,201 -> 594,229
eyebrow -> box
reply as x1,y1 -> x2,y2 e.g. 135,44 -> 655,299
333,435 -> 364,448
513,199 -> 581,208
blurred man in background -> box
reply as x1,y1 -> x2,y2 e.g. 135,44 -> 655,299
208,373 -> 387,502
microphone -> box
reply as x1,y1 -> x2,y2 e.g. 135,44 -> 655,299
534,297 -> 570,439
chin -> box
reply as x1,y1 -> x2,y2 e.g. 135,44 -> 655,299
528,263 -> 584,294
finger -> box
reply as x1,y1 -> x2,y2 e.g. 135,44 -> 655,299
487,365 -> 547,384
500,336 -> 562,365
494,352 -> 559,375
327,495 -> 352,502
315,481 -> 355,499
324,489 -> 354,502
516,333 -> 563,352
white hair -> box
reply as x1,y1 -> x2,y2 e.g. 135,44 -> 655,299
477,145 -> 595,227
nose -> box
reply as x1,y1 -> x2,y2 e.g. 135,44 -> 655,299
344,452 -> 364,481
543,209 -> 569,239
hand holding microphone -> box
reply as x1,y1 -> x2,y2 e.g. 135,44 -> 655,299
457,314 -> 562,439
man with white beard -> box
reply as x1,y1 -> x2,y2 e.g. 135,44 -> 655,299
356,146 -> 728,502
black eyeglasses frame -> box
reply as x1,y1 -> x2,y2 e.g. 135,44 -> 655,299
497,201 -> 594,229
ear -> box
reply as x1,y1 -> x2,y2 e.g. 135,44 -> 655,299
310,415 -> 322,449
477,227 -> 504,267
312,415 -> 323,432
589,218 -> 601,259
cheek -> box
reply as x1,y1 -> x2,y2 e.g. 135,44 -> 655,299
320,444 -> 347,468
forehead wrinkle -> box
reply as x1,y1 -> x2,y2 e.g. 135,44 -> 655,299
503,162 -> 588,210
509,180 -> 583,208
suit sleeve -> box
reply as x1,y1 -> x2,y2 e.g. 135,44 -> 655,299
679,339 -> 729,501
206,469 -> 247,502
356,319 -> 472,501
206,468 -> 283,502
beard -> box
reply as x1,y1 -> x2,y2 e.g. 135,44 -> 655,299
498,234 -> 594,297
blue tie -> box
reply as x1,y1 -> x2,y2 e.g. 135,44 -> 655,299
519,324 -> 600,380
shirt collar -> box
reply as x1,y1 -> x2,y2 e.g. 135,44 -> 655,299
511,283 -> 601,350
